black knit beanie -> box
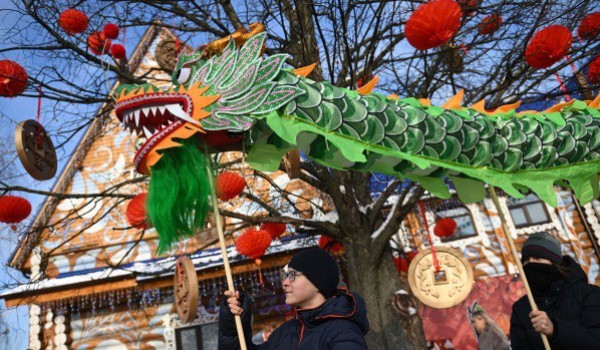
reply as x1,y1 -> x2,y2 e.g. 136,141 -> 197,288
521,232 -> 563,265
288,248 -> 340,298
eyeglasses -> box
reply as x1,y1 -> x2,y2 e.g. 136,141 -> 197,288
280,269 -> 304,282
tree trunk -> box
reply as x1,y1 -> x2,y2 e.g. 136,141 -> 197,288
343,235 -> 426,349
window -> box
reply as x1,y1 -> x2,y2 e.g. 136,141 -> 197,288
436,207 -> 478,242
507,194 -> 551,228
176,322 -> 218,350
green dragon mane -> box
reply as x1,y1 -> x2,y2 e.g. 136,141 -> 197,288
147,138 -> 211,254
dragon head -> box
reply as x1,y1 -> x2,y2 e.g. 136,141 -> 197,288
114,24 -> 269,175
114,81 -> 220,174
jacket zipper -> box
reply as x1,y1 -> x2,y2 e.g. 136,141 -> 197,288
297,316 -> 305,347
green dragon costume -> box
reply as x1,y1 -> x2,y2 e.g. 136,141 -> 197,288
114,30 -> 600,252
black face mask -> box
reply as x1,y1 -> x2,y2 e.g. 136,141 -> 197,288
523,263 -> 562,294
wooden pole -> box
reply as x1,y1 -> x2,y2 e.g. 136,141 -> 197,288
206,162 -> 248,350
489,187 -> 551,350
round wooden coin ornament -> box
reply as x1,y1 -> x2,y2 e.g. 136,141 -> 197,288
407,246 -> 474,309
14,120 -> 57,181
174,256 -> 199,323
155,39 -> 181,73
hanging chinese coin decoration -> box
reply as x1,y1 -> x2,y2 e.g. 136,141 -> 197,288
14,120 -> 57,181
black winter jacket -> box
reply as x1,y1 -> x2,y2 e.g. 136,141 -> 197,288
219,288 -> 369,349
510,255 -> 600,349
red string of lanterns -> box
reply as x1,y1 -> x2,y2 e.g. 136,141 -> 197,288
87,31 -> 112,56
126,193 -> 151,230
578,12 -> 600,41
588,56 -> 600,85
318,235 -> 344,253
260,222 -> 287,239
405,0 -> 462,51
433,217 -> 458,238
236,228 -> 273,286
0,195 -> 32,231
216,171 -> 246,201
0,60 -> 28,98
103,23 -> 120,40
58,9 -> 89,35
478,14 -> 503,36
525,25 -> 572,69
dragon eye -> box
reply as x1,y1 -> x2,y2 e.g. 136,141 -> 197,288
177,67 -> 191,84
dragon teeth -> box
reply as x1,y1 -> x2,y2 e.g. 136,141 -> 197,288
141,107 -> 151,118
134,110 -> 141,127
165,104 -> 201,127
143,126 -> 153,138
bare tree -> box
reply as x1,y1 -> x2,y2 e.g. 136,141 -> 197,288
1,0 -> 599,348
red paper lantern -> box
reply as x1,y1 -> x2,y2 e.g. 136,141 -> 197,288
103,23 -> 120,39
525,25 -> 572,69
0,195 -> 32,230
457,0 -> 477,16
478,14 -> 503,35
434,218 -> 457,238
216,172 -> 246,200
110,44 -> 126,59
578,12 -> 600,40
236,229 -> 272,260
87,31 -> 112,55
405,0 -> 462,50
58,9 -> 88,35
394,256 -> 409,273
260,222 -> 287,239
126,193 -> 151,229
588,56 -> 600,84
0,60 -> 28,98
318,235 -> 343,253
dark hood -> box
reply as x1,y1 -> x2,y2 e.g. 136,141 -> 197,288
535,255 -> 589,299
562,255 -> 588,284
296,288 -> 369,335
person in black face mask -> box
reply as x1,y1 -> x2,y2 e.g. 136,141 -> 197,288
510,232 -> 600,349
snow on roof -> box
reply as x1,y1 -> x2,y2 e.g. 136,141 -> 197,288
0,269 -> 131,297
0,234 -> 316,297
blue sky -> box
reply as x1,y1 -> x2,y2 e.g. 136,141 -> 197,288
0,0 -> 169,344
0,2 -> 133,348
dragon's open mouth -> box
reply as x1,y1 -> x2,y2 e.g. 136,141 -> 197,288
115,93 -> 202,172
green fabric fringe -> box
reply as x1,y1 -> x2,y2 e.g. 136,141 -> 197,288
147,139 -> 212,254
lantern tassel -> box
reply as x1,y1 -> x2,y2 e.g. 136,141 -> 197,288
554,72 -> 572,101
418,200 -> 441,272
255,258 -> 264,288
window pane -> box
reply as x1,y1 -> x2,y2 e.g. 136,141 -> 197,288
455,215 -> 476,237
508,193 -> 540,206
509,208 -> 527,227
201,322 -> 219,349
526,203 -> 550,224
438,209 -> 477,242
179,328 -> 198,350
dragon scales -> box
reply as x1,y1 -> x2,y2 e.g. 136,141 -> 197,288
114,31 -> 600,251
